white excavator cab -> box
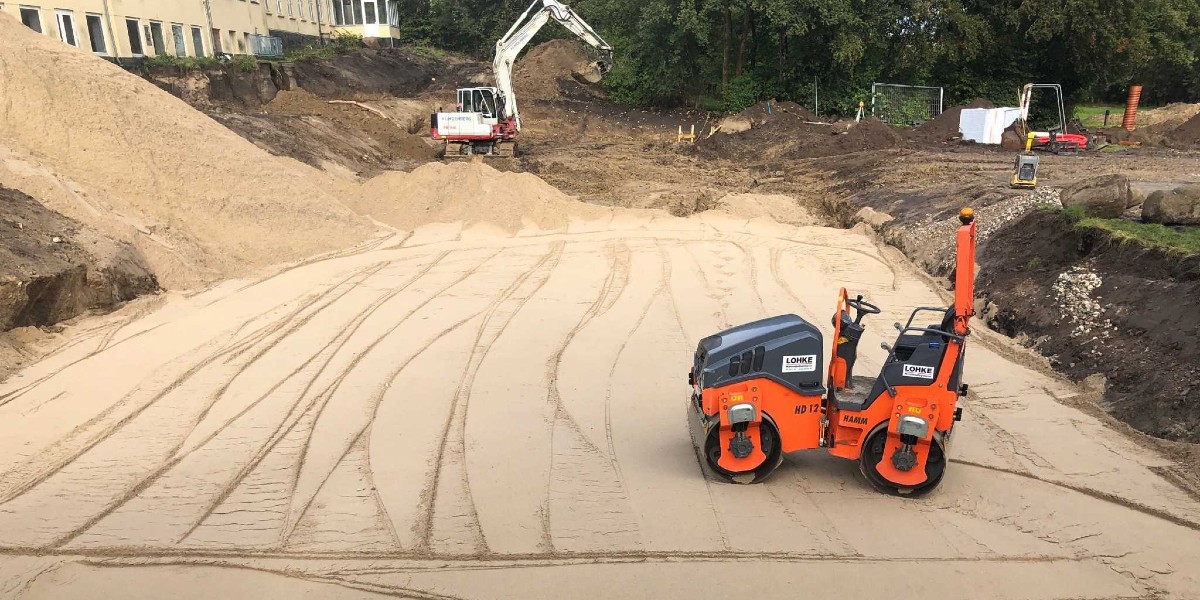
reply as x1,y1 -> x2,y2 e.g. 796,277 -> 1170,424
457,87 -> 504,123
434,87 -> 503,141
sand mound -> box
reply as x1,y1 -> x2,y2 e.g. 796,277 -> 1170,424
514,40 -> 606,101
355,162 -> 608,232
908,98 -> 994,144
715,193 -> 814,225
0,14 -> 374,289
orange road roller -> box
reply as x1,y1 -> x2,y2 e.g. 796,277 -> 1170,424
688,208 -> 978,495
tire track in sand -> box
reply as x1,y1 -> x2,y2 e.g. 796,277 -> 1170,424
167,252 -> 459,548
283,243 -> 559,552
413,243 -> 567,554
38,261 -> 419,549
0,262 -> 388,510
278,246 -> 544,550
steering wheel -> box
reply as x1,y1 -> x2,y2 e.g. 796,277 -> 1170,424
846,296 -> 881,324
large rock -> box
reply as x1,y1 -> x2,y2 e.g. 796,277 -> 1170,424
1061,174 -> 1133,218
1143,185 -> 1200,225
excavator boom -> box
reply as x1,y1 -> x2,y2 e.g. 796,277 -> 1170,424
493,0 -> 613,131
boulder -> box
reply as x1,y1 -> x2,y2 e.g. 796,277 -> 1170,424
1060,174 -> 1132,218
1129,185 -> 1147,208
1142,185 -> 1200,225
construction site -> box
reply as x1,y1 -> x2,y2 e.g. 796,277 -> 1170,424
3,4 -> 1200,598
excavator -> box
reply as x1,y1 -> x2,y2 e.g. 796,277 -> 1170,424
688,209 -> 978,496
430,0 -> 613,158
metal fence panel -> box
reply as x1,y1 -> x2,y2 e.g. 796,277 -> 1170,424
870,83 -> 944,126
250,34 -> 283,57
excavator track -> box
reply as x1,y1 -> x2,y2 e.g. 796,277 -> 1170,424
438,141 -> 519,160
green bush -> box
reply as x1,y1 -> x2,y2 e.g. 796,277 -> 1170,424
232,54 -> 259,72
722,75 -> 758,113
330,31 -> 363,52
143,55 -> 220,70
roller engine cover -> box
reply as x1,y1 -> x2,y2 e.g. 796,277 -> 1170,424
693,314 -> 825,397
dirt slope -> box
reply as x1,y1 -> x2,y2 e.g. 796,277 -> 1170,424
0,13 -> 374,289
0,186 -> 157,333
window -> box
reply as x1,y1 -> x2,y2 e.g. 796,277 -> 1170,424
377,0 -> 389,26
170,24 -> 185,56
55,10 -> 77,46
287,0 -> 293,17
148,21 -> 165,55
85,14 -> 106,54
19,7 -> 41,33
363,0 -> 376,24
125,18 -> 143,55
211,28 -> 221,53
191,26 -> 204,57
298,0 -> 305,19
277,0 -> 283,14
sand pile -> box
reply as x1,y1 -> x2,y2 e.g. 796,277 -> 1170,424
355,162 -> 608,232
0,14 -> 374,289
715,193 -> 814,225
514,39 -> 606,101
908,98 -> 994,144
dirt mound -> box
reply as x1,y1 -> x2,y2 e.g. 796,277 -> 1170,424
514,40 -> 607,102
1140,102 -> 1200,128
0,14 -> 374,289
908,98 -> 994,144
0,185 -> 157,331
739,101 -> 818,125
698,116 -> 901,162
354,162 -> 608,232
1165,111 -> 1200,148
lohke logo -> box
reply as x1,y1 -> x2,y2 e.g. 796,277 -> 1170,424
782,354 -> 816,373
902,364 -> 936,380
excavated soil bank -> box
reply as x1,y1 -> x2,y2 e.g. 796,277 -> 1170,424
979,209 -> 1200,443
0,186 -> 157,331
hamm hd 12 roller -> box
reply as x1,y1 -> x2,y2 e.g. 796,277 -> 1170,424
688,208 -> 978,495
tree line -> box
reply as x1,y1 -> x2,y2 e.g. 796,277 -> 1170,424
388,0 -> 1200,115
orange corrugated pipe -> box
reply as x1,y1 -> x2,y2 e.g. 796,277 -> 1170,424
1122,85 -> 1142,131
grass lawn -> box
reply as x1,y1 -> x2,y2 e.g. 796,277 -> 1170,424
1073,105 -> 1149,129
1079,217 -> 1200,254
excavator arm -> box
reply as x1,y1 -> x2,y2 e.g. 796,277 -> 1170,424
493,0 -> 613,132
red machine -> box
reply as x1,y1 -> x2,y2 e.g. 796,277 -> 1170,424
688,208 -> 978,495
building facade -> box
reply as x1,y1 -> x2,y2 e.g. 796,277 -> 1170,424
0,0 -> 364,59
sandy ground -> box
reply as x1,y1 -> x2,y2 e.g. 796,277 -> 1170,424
0,211 -> 1197,599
